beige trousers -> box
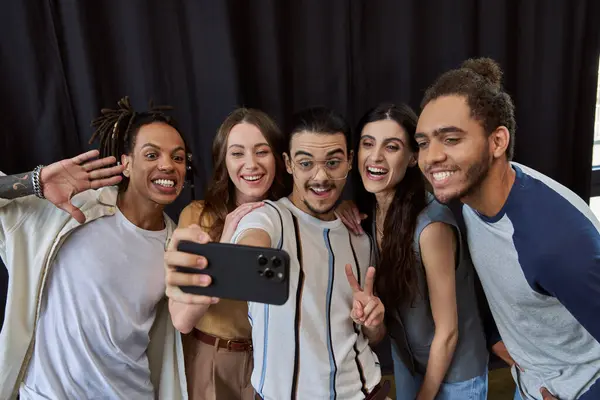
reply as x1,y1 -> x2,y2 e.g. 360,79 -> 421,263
183,333 -> 255,400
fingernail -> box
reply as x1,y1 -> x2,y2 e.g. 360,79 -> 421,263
199,275 -> 210,285
197,257 -> 206,267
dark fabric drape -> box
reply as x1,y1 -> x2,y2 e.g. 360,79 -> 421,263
0,0 -> 599,357
1,1 -> 599,197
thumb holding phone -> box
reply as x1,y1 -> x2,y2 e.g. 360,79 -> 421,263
165,225 -> 220,333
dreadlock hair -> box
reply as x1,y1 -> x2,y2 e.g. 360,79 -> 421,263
200,108 -> 288,240
89,96 -> 193,192
421,57 -> 517,160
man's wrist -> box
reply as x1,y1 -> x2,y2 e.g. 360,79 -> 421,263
32,165 -> 45,199
363,323 -> 385,343
491,341 -> 515,366
0,171 -> 35,199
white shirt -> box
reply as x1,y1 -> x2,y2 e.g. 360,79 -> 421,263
20,207 -> 168,400
231,198 -> 381,400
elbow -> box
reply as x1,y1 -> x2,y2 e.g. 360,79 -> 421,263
435,326 -> 458,352
444,327 -> 459,351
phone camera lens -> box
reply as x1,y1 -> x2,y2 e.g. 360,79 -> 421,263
258,255 -> 268,266
271,257 -> 281,267
264,268 -> 274,279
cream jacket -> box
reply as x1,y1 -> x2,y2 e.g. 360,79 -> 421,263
0,185 -> 187,399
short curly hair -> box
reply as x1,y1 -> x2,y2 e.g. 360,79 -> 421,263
421,57 -> 517,160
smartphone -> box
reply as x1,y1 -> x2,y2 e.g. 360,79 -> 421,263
175,240 -> 290,305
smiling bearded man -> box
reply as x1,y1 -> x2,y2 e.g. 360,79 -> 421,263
415,58 -> 600,400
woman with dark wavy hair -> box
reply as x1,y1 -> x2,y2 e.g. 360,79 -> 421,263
171,108 -> 287,400
336,103 -> 488,400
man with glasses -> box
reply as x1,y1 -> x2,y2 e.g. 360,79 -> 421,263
165,106 -> 390,399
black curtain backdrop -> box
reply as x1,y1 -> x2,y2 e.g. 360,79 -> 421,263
0,0 -> 599,346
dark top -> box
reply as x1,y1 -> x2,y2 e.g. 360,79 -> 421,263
375,194 -> 488,382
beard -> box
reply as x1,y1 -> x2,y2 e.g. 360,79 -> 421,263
300,180 -> 341,215
302,198 -> 341,215
432,151 -> 491,204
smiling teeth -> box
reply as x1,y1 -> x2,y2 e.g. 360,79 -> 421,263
367,167 -> 387,174
243,175 -> 262,181
312,187 -> 329,193
153,179 -> 175,187
432,171 -> 454,181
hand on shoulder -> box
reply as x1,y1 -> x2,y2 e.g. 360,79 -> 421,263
335,200 -> 367,235
221,201 -> 265,243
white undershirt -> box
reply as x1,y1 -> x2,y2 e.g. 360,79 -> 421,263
20,208 -> 167,400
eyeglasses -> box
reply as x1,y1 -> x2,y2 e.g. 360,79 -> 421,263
290,158 -> 350,181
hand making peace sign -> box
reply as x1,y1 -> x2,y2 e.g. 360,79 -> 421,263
345,264 -> 385,328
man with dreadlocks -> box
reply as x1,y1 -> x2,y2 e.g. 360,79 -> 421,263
0,96 -> 190,399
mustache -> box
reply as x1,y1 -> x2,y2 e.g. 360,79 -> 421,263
424,165 -> 458,173
305,182 -> 335,190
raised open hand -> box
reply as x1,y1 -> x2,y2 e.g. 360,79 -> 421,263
345,264 -> 384,328
40,150 -> 124,223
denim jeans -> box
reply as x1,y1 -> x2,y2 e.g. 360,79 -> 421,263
514,388 -> 524,400
391,340 -> 489,400
413,371 -> 488,400
391,340 -> 417,400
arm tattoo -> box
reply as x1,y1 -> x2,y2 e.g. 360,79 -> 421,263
0,172 -> 35,199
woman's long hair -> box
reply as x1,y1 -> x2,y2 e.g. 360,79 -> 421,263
200,108 -> 288,240
353,103 -> 427,310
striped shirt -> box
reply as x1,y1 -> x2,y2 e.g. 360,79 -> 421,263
231,197 -> 381,400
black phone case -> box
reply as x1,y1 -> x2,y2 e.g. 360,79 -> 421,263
176,240 -> 290,305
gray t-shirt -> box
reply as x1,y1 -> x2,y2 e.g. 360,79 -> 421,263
20,208 -> 167,399
462,163 -> 600,399
381,195 -> 488,383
